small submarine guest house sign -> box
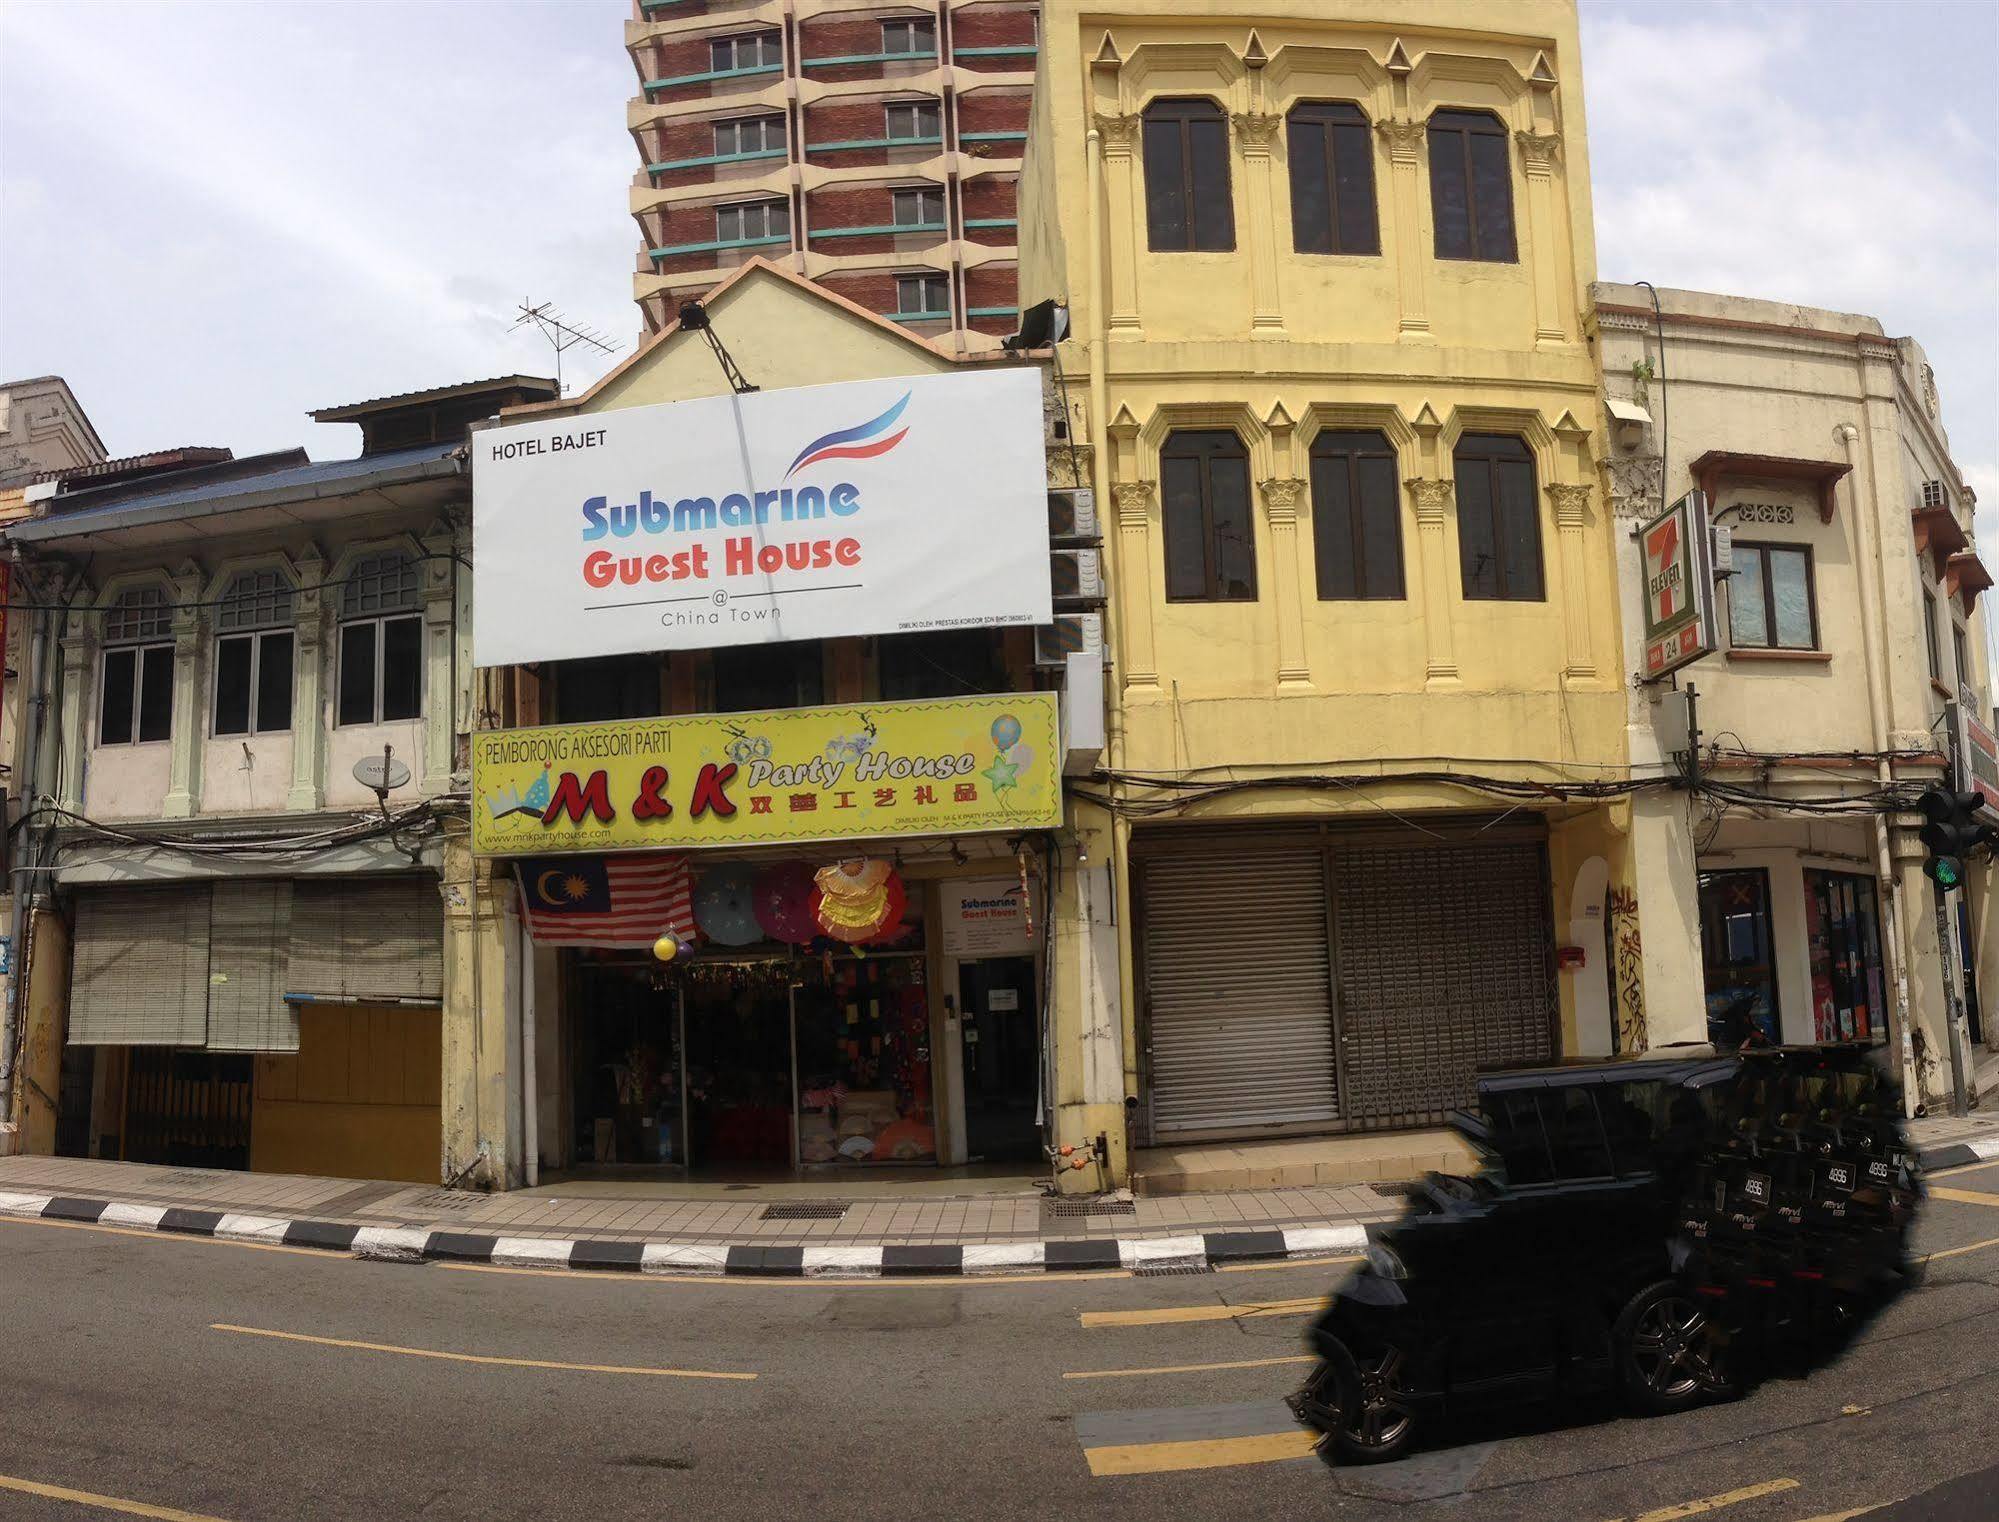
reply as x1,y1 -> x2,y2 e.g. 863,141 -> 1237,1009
472,692 -> 1061,857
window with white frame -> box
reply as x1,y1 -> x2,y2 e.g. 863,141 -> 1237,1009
713,115 -> 785,158
99,586 -> 175,746
881,18 -> 935,56
896,272 -> 949,317
709,32 -> 781,75
338,551 -> 422,726
715,199 -> 789,244
213,568 -> 296,736
885,100 -> 941,141
892,186 -> 945,227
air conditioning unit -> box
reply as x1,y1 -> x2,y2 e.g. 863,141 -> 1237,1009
1051,548 -> 1103,610
1048,487 -> 1098,545
1035,613 -> 1103,668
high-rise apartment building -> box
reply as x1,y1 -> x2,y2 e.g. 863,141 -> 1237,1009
625,1 -> 1038,350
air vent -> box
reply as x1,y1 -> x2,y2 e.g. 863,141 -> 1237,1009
1035,613 -> 1103,668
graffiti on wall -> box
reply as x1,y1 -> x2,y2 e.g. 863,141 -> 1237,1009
1609,886 -> 1648,1053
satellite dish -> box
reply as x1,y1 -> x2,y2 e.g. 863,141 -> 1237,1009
352,753 -> 411,794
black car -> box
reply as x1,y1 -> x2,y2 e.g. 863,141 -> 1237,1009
1289,1045 -> 1915,1465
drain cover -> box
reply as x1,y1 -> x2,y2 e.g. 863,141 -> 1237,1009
1133,1260 -> 1214,1277
1370,1181 -> 1421,1198
1046,1199 -> 1137,1218
403,1189 -> 481,1211
761,1202 -> 849,1221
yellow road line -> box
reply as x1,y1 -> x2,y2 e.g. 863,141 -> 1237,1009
1064,1354 -> 1316,1380
0,1471 -> 235,1521
210,1322 -> 755,1380
1923,1157 -> 1999,1180
1084,1429 -> 1317,1476
1925,1185 -> 1999,1207
1218,1253 -> 1361,1275
1080,1296 -> 1324,1328
1924,1232 -> 1999,1262
1785,1508 -> 1883,1522
1603,1477 -> 1801,1522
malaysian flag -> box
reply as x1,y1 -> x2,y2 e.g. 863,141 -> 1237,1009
515,855 -> 695,948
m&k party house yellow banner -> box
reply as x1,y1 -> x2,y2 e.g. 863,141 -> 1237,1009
472,692 -> 1061,857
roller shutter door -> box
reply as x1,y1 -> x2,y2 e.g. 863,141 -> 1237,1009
68,886 -> 212,1047
1333,841 -> 1555,1127
208,880 -> 298,1052
288,876 -> 443,1002
1141,846 -> 1337,1137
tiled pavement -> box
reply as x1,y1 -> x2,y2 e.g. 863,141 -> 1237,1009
0,1153 -> 1402,1246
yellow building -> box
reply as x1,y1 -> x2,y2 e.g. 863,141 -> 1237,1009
1020,0 -> 1689,1183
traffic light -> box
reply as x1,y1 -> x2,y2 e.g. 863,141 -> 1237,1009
1917,785 -> 1983,890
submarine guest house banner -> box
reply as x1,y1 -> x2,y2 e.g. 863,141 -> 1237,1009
472,694 -> 1062,857
470,369 -> 1052,667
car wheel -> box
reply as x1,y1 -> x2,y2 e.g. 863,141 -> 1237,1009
1326,1342 -> 1417,1464
1289,1347 -> 1359,1444
1615,1281 -> 1734,1415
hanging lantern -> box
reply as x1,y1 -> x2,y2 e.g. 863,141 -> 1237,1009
811,859 -> 906,945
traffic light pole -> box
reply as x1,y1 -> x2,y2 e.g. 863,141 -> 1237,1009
1941,702 -> 1973,1117
1936,885 -> 1971,1118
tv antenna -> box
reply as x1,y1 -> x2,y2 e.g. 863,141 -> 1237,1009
511,299 -> 622,394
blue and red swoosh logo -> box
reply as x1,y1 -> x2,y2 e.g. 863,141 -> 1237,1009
784,391 -> 910,479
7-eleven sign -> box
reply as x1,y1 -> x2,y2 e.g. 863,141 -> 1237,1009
1638,491 -> 1716,681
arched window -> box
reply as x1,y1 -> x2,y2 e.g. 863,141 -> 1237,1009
1453,434 -> 1542,601
99,585 -> 174,746
338,551 -> 422,725
1427,109 -> 1517,262
1143,99 -> 1234,252
1160,430 -> 1256,601
1288,102 -> 1379,256
214,568 -> 296,736
1310,430 -> 1402,599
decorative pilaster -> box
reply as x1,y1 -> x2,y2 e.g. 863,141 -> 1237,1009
1515,130 -> 1568,346
1112,480 -> 1160,689
1094,114 -> 1143,336
1376,119 -> 1432,340
1233,111 -> 1285,335
56,604 -> 95,811
287,545 -> 327,811
1261,477 -> 1311,685
1548,482 -> 1597,679
160,561 -> 206,819
1405,478 -> 1459,682
421,524 -> 458,796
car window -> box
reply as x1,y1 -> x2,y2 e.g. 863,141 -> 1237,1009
1543,1087 -> 1615,1179
1481,1090 -> 1556,1184
1595,1080 -> 1663,1176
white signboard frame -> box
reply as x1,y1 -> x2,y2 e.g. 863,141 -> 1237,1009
940,878 -> 1034,958
1638,489 -> 1718,683
472,369 -> 1052,667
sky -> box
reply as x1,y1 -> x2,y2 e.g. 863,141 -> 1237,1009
1,0 -> 1994,530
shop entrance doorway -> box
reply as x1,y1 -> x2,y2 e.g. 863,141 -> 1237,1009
570,962 -> 686,1167
684,977 -> 796,1169
959,956 -> 1039,1162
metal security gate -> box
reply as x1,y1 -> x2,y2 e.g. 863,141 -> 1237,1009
1140,846 -> 1339,1138
1333,841 -> 1555,1127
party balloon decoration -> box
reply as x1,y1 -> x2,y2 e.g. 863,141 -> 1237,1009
754,860 -> 820,944
652,932 -> 683,962
693,862 -> 764,946
990,714 -> 1023,751
812,859 -> 906,944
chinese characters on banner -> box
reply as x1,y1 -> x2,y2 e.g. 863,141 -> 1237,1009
471,692 -> 1061,857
